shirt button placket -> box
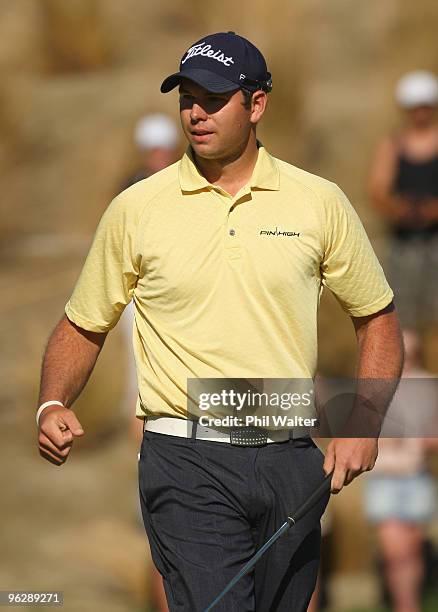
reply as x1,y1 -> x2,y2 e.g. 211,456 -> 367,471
226,207 -> 242,260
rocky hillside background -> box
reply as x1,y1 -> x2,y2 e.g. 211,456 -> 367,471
1,2 -> 438,611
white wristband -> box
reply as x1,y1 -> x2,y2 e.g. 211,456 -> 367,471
36,400 -> 65,427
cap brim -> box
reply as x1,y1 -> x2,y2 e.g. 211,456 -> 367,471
160,68 -> 239,93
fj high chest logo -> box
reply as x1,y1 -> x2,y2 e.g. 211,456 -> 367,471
260,227 -> 300,237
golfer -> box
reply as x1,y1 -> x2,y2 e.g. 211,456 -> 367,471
37,32 -> 403,611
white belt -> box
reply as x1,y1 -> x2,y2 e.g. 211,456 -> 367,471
144,416 -> 297,443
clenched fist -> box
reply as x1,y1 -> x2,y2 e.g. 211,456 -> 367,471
38,406 -> 85,466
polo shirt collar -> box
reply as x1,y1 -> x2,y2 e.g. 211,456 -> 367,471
179,141 -> 280,193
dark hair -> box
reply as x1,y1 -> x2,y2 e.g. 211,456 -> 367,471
241,88 -> 253,110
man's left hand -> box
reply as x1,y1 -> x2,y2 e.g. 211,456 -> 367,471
323,438 -> 378,494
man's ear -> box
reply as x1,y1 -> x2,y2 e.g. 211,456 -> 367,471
250,90 -> 268,125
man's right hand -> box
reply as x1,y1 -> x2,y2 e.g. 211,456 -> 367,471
38,406 -> 85,466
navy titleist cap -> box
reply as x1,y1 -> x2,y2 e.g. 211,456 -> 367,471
160,31 -> 272,94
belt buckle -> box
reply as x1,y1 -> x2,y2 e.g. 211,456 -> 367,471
229,426 -> 268,447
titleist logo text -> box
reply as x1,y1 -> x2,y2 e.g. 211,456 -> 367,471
181,43 -> 235,67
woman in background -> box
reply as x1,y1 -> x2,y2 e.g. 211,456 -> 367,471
368,71 -> 438,329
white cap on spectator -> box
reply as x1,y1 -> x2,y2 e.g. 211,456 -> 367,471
134,114 -> 179,150
395,71 -> 438,109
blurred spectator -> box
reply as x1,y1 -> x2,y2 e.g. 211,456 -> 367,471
122,113 -> 180,190
120,113 -> 180,612
368,70 -> 438,328
364,328 -> 438,612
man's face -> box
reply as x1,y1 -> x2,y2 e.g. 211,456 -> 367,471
179,79 -> 253,161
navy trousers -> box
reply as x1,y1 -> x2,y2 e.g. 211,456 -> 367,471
138,430 -> 329,612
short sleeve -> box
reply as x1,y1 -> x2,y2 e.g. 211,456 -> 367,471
65,193 -> 141,332
321,185 -> 393,316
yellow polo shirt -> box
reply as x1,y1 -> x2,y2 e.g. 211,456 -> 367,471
65,144 -> 393,419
